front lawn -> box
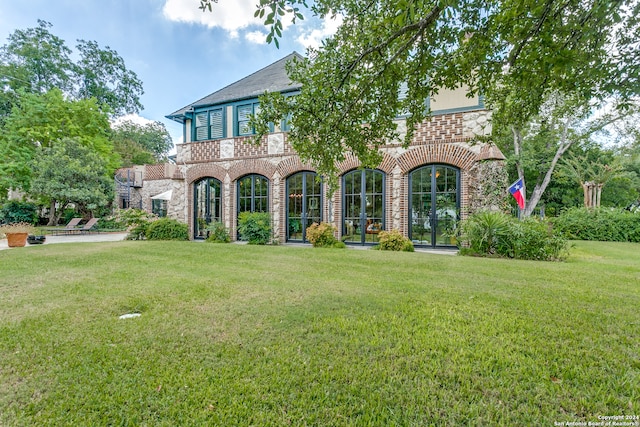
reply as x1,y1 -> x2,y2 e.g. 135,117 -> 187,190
0,241 -> 638,425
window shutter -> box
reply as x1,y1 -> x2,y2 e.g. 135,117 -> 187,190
209,109 -> 223,139
195,112 -> 208,140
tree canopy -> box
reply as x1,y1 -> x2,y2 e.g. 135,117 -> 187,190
111,120 -> 174,167
0,20 -> 144,119
31,137 -> 115,224
0,89 -> 119,195
206,0 -> 640,198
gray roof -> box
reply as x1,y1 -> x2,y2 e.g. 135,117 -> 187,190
167,52 -> 304,122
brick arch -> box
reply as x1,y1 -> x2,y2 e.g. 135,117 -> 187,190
397,143 -> 477,174
228,159 -> 278,182
186,163 -> 228,185
336,152 -> 397,175
276,156 -> 317,178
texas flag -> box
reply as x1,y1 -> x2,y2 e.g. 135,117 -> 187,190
508,178 -> 526,210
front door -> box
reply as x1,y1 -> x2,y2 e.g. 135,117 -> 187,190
287,172 -> 322,242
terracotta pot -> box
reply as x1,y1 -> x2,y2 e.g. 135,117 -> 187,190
6,232 -> 28,247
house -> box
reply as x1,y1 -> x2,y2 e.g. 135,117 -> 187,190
120,52 -> 506,247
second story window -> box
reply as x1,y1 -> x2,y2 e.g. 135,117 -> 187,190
237,103 -> 260,136
195,108 -> 224,141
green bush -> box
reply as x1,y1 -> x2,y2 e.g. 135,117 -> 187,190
0,200 -> 38,225
500,218 -> 569,261
238,212 -> 271,245
552,207 -> 640,242
107,209 -> 156,240
458,211 -> 569,261
206,221 -> 231,243
457,211 -> 510,255
146,218 -> 189,241
306,222 -> 339,248
377,229 -> 415,252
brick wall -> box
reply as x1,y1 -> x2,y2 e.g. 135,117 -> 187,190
151,110 -> 506,242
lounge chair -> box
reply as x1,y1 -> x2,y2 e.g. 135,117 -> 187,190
46,218 -> 82,235
78,218 -> 100,234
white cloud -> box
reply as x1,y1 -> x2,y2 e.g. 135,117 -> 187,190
245,31 -> 268,45
162,0 -> 262,31
296,14 -> 343,50
111,113 -> 155,128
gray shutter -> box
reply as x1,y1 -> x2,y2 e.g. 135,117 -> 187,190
209,109 -> 223,139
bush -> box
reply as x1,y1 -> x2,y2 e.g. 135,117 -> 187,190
238,212 -> 271,245
458,211 -> 569,261
377,229 -> 415,252
206,221 -> 231,243
108,209 -> 157,240
0,201 -> 38,225
552,207 -> 640,242
500,218 -> 569,261
146,218 -> 189,240
306,222 -> 339,248
457,211 -> 510,255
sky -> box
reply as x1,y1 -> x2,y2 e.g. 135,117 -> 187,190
0,0 -> 341,151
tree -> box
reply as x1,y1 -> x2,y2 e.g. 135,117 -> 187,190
0,19 -> 73,121
0,20 -> 144,120
31,137 -> 115,225
0,89 -> 119,195
74,40 -> 144,117
205,0 -> 640,200
110,120 -> 174,166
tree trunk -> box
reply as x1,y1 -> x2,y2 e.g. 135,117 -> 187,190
581,182 -> 589,207
47,199 -> 58,226
521,120 -> 574,218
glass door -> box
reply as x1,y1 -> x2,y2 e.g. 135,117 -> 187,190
287,172 -> 322,242
409,165 -> 459,247
194,177 -> 221,239
342,169 -> 385,244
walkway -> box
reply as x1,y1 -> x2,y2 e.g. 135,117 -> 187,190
0,232 -> 128,251
1,233 -> 457,255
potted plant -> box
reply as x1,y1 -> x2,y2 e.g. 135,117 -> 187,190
0,222 -> 37,247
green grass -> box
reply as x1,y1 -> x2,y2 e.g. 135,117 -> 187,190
0,241 -> 638,426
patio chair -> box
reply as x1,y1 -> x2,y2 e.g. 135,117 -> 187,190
46,217 -> 82,235
78,218 -> 100,234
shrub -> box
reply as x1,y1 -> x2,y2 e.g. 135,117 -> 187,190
146,218 -> 188,240
500,218 -> 569,261
552,207 -> 640,242
306,222 -> 339,248
238,212 -> 271,245
108,209 -> 157,240
377,229 -> 415,252
458,211 -> 569,261
0,201 -> 38,225
206,221 -> 231,243
457,211 -> 510,255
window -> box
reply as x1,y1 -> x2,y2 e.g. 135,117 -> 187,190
236,103 -> 260,136
194,108 -> 224,141
152,199 -> 167,217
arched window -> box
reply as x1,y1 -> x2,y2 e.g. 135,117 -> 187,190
409,165 -> 460,247
342,169 -> 385,245
237,174 -> 269,214
193,177 -> 222,239
286,172 -> 322,242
